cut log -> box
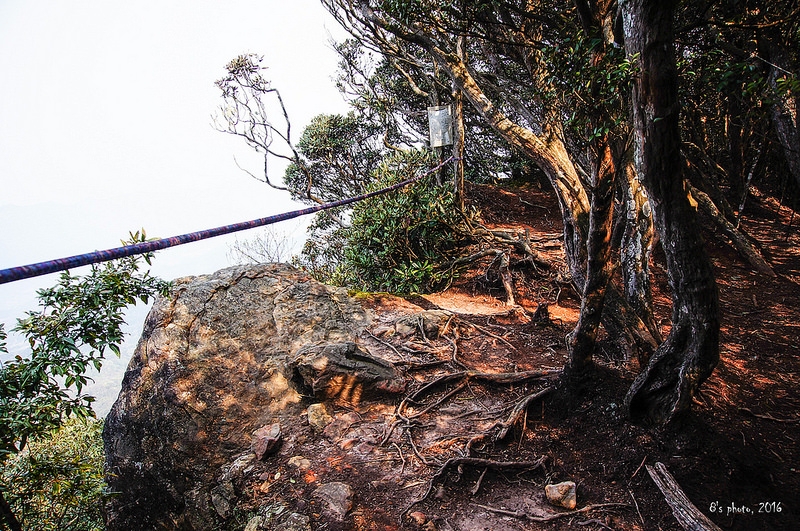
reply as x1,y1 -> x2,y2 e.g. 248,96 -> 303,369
646,462 -> 723,531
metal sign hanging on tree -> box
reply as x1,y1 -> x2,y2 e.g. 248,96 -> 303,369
428,105 -> 453,147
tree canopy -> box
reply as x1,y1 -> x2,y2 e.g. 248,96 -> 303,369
219,1 -> 798,425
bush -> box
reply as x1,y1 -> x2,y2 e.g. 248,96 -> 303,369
340,150 -> 476,293
0,418 -> 107,530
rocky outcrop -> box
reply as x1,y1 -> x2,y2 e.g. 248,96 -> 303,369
103,264 -> 401,530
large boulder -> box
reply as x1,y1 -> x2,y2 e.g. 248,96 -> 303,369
103,264 -> 397,530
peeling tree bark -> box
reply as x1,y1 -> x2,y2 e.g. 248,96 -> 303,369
621,0 -> 720,425
619,157 -> 662,351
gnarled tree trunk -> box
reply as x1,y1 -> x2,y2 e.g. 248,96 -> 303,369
567,142 -> 618,372
621,0 -> 720,424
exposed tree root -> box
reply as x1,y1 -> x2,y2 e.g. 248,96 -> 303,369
443,223 -> 557,306
406,456 -> 548,513
496,387 -> 556,441
382,368 -> 559,445
738,407 -> 800,423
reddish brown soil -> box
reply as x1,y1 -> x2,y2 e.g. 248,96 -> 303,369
239,182 -> 799,530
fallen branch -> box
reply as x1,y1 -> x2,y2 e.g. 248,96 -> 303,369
476,502 -> 630,522
647,462 -> 723,531
688,183 -> 776,277
482,227 -> 552,271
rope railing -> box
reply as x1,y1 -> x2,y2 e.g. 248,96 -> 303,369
0,157 -> 454,285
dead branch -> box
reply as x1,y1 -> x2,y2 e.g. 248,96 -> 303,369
688,183 -> 776,277
471,467 -> 489,495
629,490 -> 646,528
647,462 -> 723,531
482,227 -> 552,271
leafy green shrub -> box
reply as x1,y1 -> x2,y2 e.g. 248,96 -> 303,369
340,150 -> 476,293
0,417 -> 106,531
0,230 -> 169,529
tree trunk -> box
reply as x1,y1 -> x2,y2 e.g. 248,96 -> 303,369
619,155 -> 662,354
567,142 -> 618,372
688,183 -> 776,277
761,30 -> 800,190
417,34 -> 592,293
621,0 -> 720,425
452,37 -> 466,213
726,97 -> 745,200
338,0 -> 668,375
0,490 -> 22,531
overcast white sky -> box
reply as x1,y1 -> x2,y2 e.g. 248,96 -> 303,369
0,0 -> 350,412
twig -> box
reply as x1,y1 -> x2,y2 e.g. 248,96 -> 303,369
475,502 -> 630,522
739,407 -> 800,423
471,467 -> 488,495
631,454 -> 648,479
629,490 -> 645,528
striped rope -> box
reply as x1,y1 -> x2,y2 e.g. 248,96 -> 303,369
0,157 -> 454,285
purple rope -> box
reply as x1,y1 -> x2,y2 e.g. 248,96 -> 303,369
0,157 -> 454,284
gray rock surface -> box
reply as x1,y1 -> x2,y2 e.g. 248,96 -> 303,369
313,481 -> 354,519
103,264 -> 377,530
292,341 -> 406,401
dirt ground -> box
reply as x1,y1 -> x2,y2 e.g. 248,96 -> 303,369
238,181 -> 799,531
